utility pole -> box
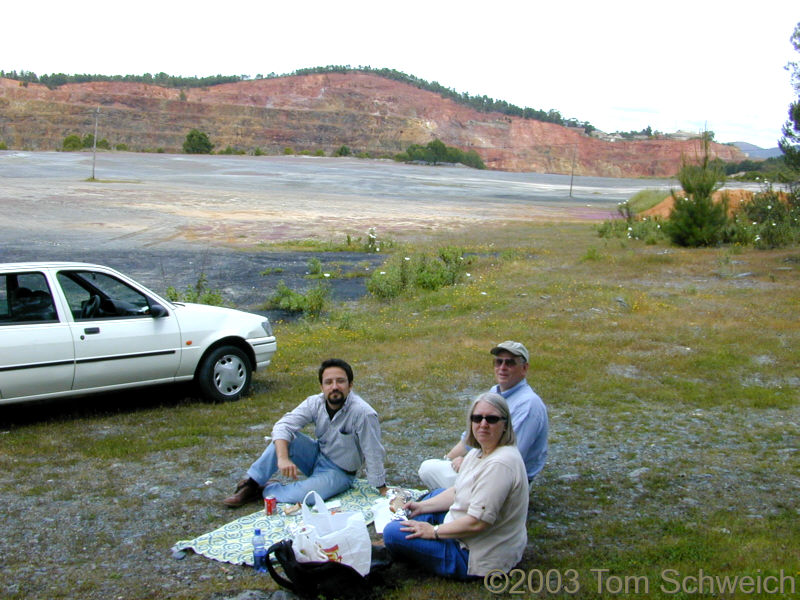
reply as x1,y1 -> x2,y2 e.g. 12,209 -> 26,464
91,107 -> 99,180
569,143 -> 577,198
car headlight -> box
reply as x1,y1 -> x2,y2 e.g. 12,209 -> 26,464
261,320 -> 274,337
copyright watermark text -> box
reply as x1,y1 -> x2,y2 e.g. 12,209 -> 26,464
483,568 -> 799,595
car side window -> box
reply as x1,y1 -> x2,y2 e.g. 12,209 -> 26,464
57,270 -> 154,320
1,272 -> 59,324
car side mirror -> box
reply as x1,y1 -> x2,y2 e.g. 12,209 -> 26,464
149,302 -> 168,318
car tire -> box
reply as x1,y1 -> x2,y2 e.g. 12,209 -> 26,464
196,345 -> 252,402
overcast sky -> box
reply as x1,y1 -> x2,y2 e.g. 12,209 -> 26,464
4,1 -> 798,148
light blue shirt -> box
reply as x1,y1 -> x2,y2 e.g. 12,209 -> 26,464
271,391 -> 387,488
491,379 -> 549,480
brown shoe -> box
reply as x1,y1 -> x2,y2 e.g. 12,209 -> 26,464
223,478 -> 263,508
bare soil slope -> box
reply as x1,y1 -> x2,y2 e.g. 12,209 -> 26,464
0,74 -> 744,176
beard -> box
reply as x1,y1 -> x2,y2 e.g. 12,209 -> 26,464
326,390 -> 346,406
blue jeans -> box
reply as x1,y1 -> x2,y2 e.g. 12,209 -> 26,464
383,488 -> 472,579
246,432 -> 355,504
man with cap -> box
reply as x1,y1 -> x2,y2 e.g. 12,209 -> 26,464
417,341 -> 548,490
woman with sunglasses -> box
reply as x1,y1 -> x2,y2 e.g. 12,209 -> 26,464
383,392 -> 528,579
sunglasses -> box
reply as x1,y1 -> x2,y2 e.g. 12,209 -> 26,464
470,414 -> 507,424
493,357 -> 520,367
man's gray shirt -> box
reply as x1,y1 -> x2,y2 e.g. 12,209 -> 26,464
271,391 -> 386,488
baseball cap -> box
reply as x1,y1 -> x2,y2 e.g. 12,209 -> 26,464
490,341 -> 529,363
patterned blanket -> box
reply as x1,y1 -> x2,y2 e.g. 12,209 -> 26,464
173,480 -> 385,566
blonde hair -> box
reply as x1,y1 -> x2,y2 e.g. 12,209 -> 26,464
464,392 -> 516,448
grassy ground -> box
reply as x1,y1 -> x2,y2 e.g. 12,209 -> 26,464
2,220 -> 798,599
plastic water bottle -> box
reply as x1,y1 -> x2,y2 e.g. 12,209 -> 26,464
252,528 -> 267,573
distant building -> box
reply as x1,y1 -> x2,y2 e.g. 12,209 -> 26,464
667,130 -> 699,141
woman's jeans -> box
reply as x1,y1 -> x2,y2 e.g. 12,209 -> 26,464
382,488 -> 472,579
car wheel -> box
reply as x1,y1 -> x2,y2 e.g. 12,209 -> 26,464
196,345 -> 252,402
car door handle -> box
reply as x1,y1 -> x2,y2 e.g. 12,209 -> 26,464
83,327 -> 101,335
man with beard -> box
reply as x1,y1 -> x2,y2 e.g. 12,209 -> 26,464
223,358 -> 387,506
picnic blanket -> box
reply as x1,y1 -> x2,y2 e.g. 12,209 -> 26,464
173,480 -> 386,566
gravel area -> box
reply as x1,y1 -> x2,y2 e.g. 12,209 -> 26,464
3,392 -> 798,600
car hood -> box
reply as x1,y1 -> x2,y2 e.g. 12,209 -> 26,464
171,302 -> 272,340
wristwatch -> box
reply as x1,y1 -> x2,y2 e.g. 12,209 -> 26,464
433,525 -> 440,540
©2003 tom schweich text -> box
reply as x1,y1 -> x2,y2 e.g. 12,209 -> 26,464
483,568 -> 799,595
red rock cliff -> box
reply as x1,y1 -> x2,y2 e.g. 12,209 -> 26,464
0,73 -> 744,177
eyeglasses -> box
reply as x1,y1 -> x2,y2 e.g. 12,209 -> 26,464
493,357 -> 521,368
470,414 -> 507,424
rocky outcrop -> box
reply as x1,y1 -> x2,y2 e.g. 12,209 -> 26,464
0,73 -> 745,177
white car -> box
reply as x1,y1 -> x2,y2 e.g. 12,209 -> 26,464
0,262 -> 277,404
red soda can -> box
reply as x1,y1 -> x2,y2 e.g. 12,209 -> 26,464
264,496 -> 277,516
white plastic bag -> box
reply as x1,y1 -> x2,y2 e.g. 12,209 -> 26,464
290,524 -> 328,562
291,490 -> 372,576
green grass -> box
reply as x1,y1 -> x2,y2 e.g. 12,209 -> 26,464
627,188 -> 672,214
1,221 -> 798,599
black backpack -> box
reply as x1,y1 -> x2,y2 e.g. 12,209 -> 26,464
264,539 -> 393,599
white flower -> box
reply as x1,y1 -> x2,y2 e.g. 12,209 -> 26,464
404,257 -> 410,261
481,292 -> 488,295
323,273 -> 330,278
380,271 -> 386,275
466,273 -> 471,277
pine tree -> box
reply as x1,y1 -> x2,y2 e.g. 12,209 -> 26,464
664,134 -> 729,247
779,21 -> 800,195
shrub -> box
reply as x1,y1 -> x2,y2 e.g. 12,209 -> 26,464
333,145 -> 351,157
664,136 -> 729,247
395,139 -> 485,169
164,273 -> 224,305
363,228 -> 381,252
307,257 -> 323,276
734,189 -> 800,248
219,145 -> 245,155
264,281 -> 330,320
664,192 -> 729,247
596,198 -> 667,244
0,141 -> 8,150
366,246 -> 469,300
183,129 -> 214,154
366,265 -> 406,300
115,143 -> 129,151
62,134 -> 82,151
